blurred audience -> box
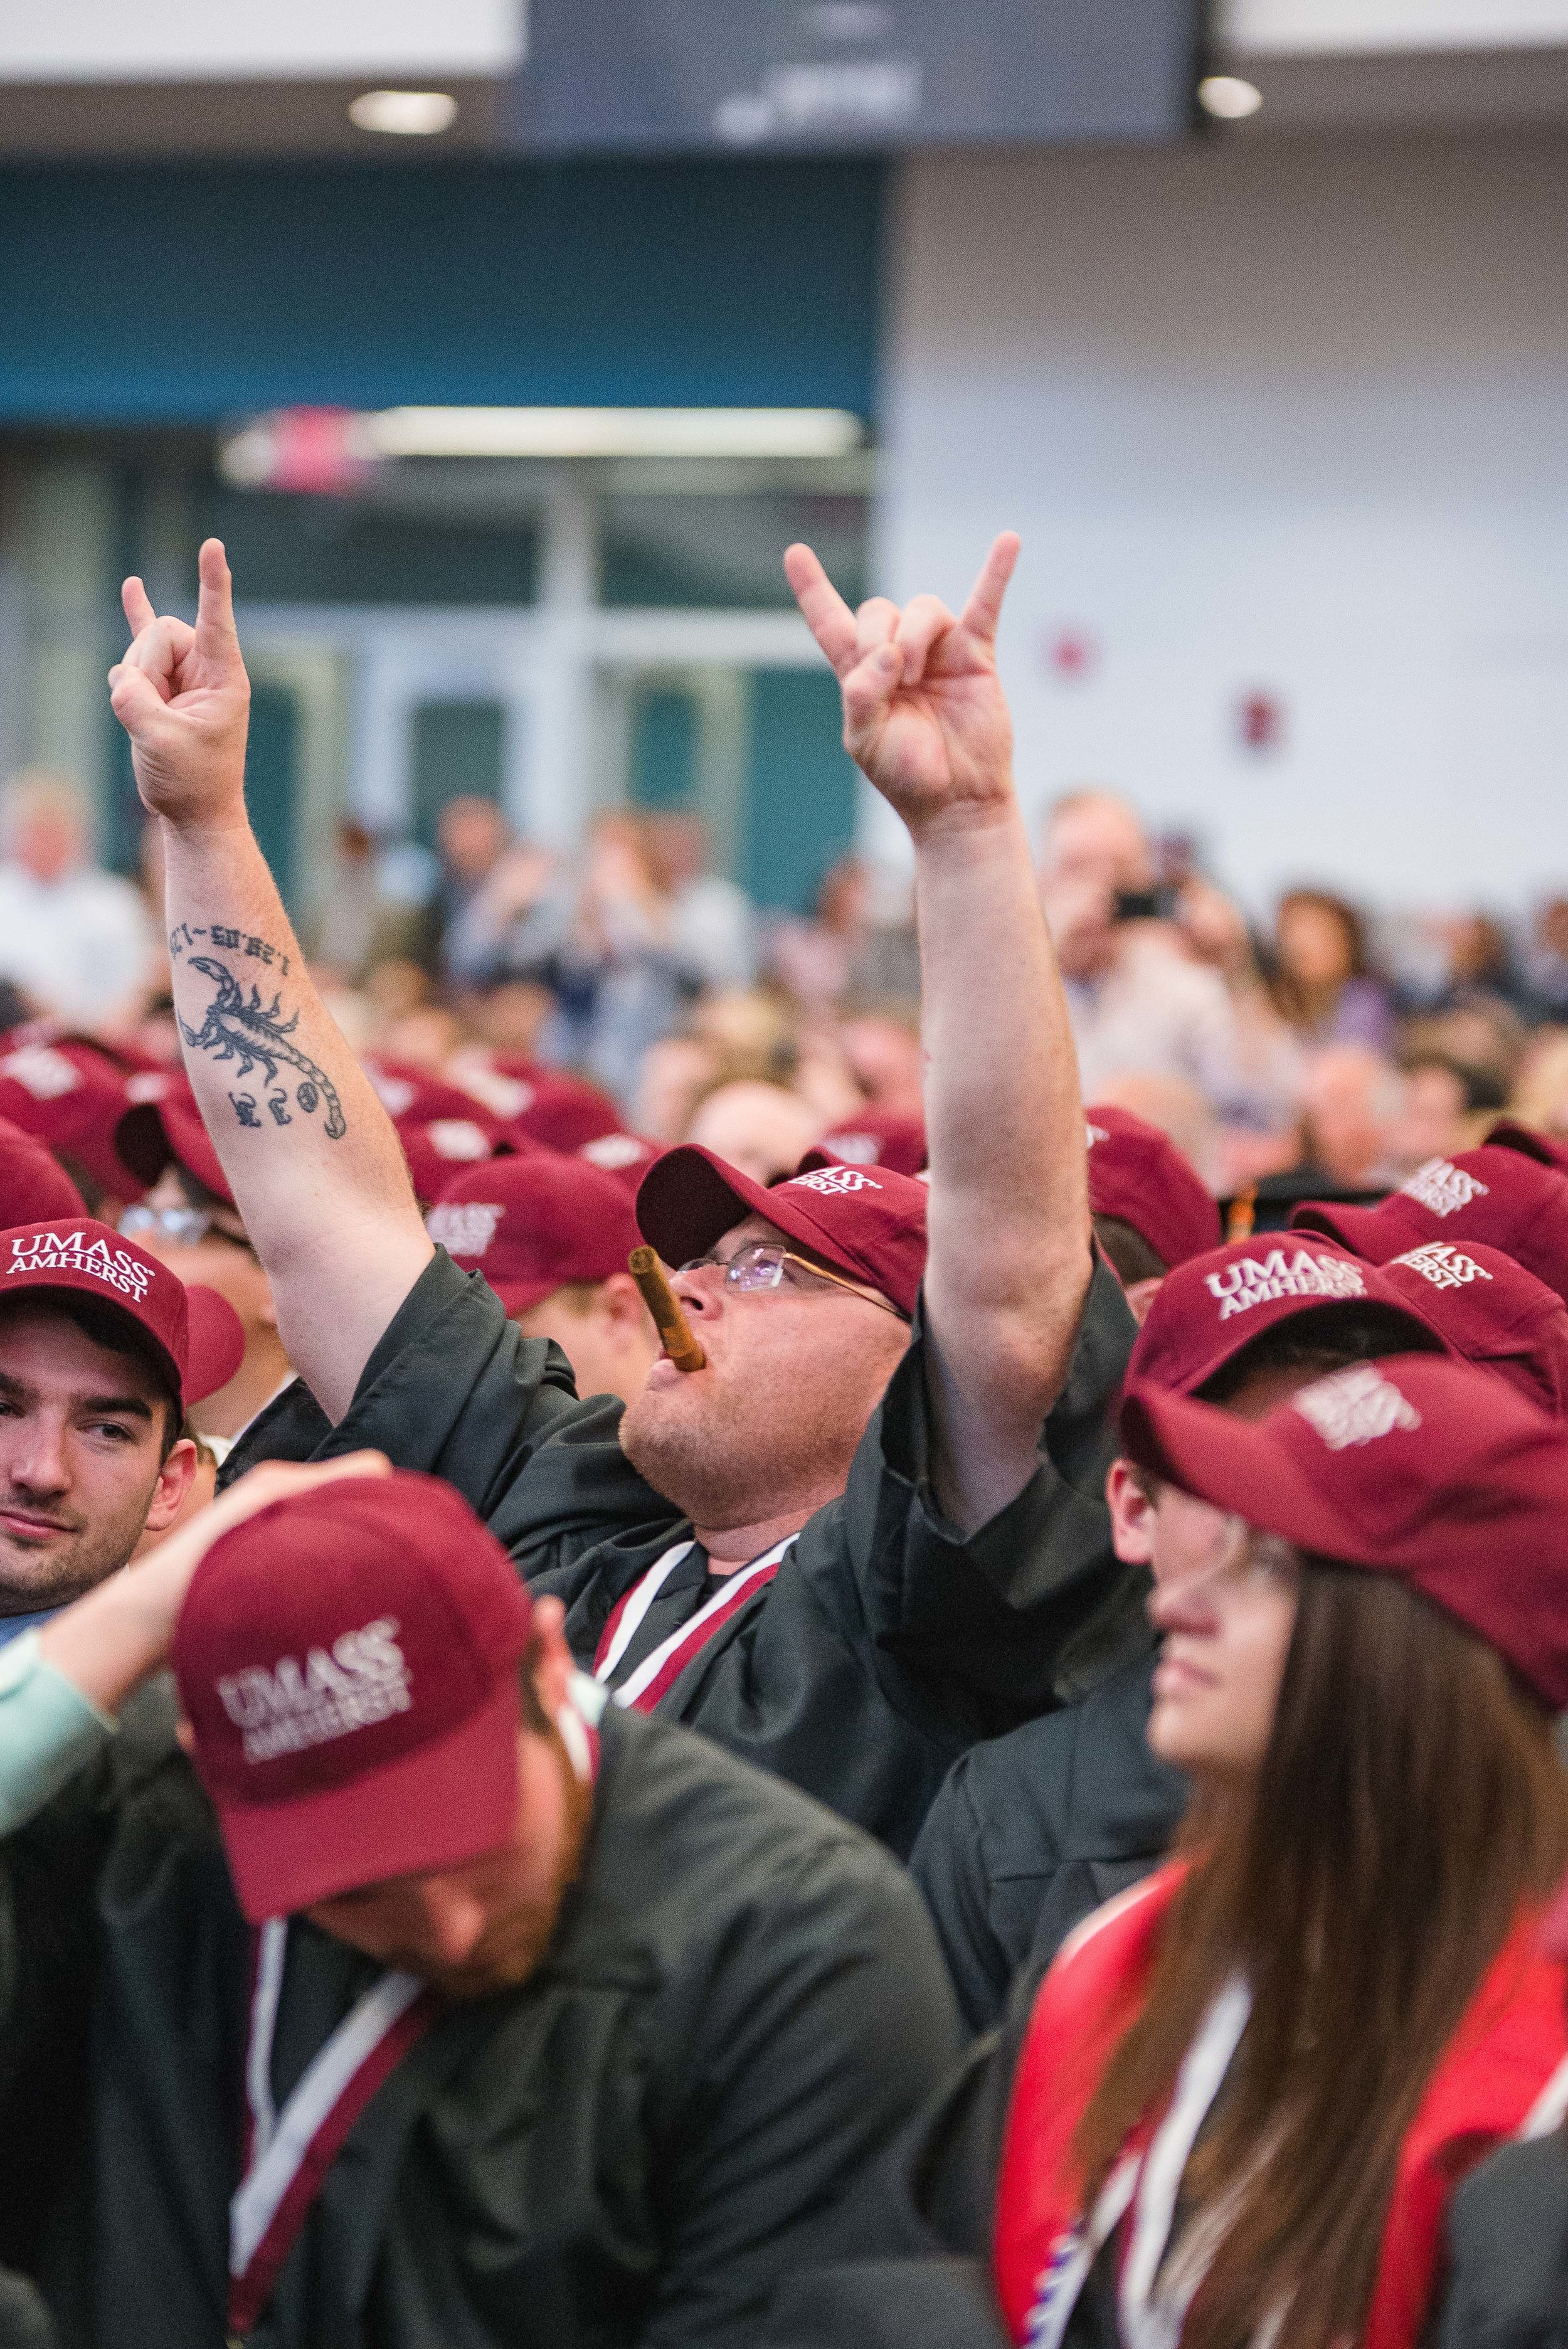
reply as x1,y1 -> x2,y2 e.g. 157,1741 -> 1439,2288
0,770 -> 156,1027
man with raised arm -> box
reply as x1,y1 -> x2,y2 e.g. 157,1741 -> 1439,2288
109,536 -> 1146,1851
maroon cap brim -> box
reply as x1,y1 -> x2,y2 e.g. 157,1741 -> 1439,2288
211,1677 -> 522,1924
1486,1120 -> 1568,1172
635,1145 -> 778,1270
183,1285 -> 246,1406
115,1100 -> 235,1207
485,1275 -> 564,1317
1118,1379 -> 1373,1563
1290,1199 -> 1409,1261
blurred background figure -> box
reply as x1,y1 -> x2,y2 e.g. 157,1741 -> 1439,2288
645,812 -> 757,991
684,1078 -> 825,1184
427,793 -> 514,978
1039,789 -> 1296,1138
1268,889 -> 1394,1054
766,857 -> 918,1012
1398,1049 -> 1508,1164
0,770 -> 156,1028
1293,1044 -> 1411,1191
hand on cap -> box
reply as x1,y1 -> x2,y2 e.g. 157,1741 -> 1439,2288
39,1452 -> 392,1721
784,534 -> 1020,839
108,538 -> 251,833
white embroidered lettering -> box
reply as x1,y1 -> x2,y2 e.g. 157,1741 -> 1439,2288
580,1132 -> 649,1172
1401,1159 -> 1489,1218
1293,1365 -> 1422,1450
787,1166 -> 882,1197
426,1201 -> 504,1258
0,1047 -> 81,1101
426,1120 -> 491,1162
1390,1241 -> 1493,1292
1202,1248 -> 1366,1322
6,1231 -> 152,1302
216,1617 -> 411,1760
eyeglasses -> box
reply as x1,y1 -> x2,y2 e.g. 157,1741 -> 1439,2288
1157,1501 -> 1300,1598
679,1241 -> 907,1322
119,1203 -> 253,1253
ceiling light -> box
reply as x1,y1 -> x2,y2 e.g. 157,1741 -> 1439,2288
360,407 -> 867,460
349,90 -> 458,135
1198,74 -> 1263,120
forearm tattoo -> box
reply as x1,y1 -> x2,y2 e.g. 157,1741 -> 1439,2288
170,925 -> 346,1139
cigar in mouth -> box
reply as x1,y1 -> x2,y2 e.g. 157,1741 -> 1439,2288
628,1246 -> 707,1372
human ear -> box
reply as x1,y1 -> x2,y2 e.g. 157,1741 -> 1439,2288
1123,1275 -> 1163,1324
144,1436 -> 201,1535
1106,1456 -> 1157,1566
529,1596 -> 575,1719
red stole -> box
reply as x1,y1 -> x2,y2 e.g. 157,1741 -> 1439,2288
993,1861 -> 1568,2349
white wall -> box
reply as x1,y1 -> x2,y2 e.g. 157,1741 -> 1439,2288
872,130 -> 1568,915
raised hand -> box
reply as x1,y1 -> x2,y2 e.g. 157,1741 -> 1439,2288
108,537 -> 250,831
784,533 -> 1021,838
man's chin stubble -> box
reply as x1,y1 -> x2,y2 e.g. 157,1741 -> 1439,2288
0,1532 -> 119,1613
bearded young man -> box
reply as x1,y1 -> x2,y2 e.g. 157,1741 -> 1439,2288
108,534 -> 1143,1852
0,1458 -> 959,2348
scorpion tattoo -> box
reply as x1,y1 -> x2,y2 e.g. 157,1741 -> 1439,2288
179,958 -> 346,1140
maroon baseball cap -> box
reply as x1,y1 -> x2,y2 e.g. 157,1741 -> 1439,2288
428,1150 -> 642,1313
0,1118 -> 87,1226
396,1115 -> 511,1207
0,1037 -> 144,1201
1085,1105 -> 1221,1273
635,1143 -> 926,1319
115,1075 -> 233,1206
807,1110 -> 929,1179
173,1471 -> 534,1922
0,1217 -> 243,1406
1292,1147 -> 1568,1308
1379,1240 -> 1568,1419
575,1130 -> 662,1195
1485,1119 -> 1568,1175
1120,1354 -> 1568,1709
359,1055 -> 496,1129
494,1062 -> 625,1153
1128,1235 -> 1446,1397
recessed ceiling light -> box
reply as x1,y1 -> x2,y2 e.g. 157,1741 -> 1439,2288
349,90 -> 458,135
1198,74 -> 1263,120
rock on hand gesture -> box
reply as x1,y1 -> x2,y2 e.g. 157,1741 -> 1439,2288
784,532 -> 1021,840
108,536 -> 251,832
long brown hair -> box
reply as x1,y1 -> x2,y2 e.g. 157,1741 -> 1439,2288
1074,1562 -> 1568,2349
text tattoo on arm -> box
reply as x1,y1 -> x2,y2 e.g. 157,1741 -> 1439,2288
171,926 -> 346,1140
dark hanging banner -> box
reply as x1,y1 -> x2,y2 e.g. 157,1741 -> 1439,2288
507,0 -> 1204,155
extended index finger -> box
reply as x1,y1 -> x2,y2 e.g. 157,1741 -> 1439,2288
783,542 -> 859,677
121,576 -> 157,637
957,531 -> 1022,645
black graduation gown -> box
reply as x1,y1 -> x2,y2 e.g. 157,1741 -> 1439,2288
19,1700 -> 961,2349
910,1655 -> 1186,2033
222,1249 -> 1146,1857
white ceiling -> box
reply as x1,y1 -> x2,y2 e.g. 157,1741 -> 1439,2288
1221,0 -> 1568,54
0,0 -> 525,81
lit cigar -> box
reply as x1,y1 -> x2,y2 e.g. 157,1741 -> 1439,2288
628,1246 -> 706,1372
